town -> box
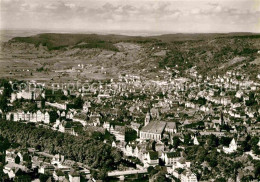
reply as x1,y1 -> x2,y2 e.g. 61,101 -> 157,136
0,64 -> 259,181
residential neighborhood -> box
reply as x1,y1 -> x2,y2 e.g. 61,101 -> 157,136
0,65 -> 259,181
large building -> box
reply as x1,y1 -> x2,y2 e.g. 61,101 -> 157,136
140,121 -> 166,141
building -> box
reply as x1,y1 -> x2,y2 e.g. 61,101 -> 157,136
144,112 -> 151,126
130,122 -> 141,135
53,170 -> 66,181
165,122 -> 177,134
110,125 -> 125,141
181,170 -> 198,182
161,152 -> 181,166
69,169 -> 80,182
140,121 -> 166,141
144,151 -> 159,167
39,164 -> 55,174
223,138 -> 237,154
193,136 -> 199,145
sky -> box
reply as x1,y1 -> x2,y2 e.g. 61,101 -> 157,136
1,0 -> 260,33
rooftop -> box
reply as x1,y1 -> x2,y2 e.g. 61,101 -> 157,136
141,121 -> 166,134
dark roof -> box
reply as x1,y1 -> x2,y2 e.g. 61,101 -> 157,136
56,170 -> 65,176
149,151 -> 158,160
166,152 -> 180,158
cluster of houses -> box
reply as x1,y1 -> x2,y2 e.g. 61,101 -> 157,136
2,148 -> 90,181
1,67 -> 259,181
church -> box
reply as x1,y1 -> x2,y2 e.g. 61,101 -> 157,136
140,112 -> 166,141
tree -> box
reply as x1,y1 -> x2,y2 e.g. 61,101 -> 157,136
39,174 -> 49,182
172,136 -> 181,149
0,96 -> 8,112
74,96 -> 84,109
184,134 -> 191,145
15,155 -> 20,164
206,134 -> 219,148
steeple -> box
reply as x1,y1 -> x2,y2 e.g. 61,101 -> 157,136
145,112 -> 151,126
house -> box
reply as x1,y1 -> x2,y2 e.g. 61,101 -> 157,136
235,90 -> 243,98
38,164 -> 55,174
181,170 -> 198,182
223,138 -> 237,154
124,144 -> 135,157
110,125 -> 125,141
51,154 -> 65,167
53,170 -> 66,181
44,112 -> 50,124
173,158 -> 191,170
155,141 -> 165,155
161,152 -> 181,166
14,90 -> 35,101
83,101 -> 91,113
5,149 -> 16,163
144,151 -> 159,167
3,163 -> 29,179
165,122 -> 177,134
88,112 -> 101,126
130,122 -> 141,135
140,121 -> 166,141
69,169 -> 80,182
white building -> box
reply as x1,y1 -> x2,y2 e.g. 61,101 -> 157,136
193,136 -> 199,145
223,138 -> 237,154
161,152 -> 181,166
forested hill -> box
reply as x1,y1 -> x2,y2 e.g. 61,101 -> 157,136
9,32 -> 260,51
2,32 -> 260,79
0,120 -> 122,178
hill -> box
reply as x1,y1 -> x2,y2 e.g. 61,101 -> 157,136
1,32 -> 260,82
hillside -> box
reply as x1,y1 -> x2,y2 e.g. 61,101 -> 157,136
1,33 -> 260,83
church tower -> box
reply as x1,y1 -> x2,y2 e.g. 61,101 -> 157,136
145,112 -> 151,126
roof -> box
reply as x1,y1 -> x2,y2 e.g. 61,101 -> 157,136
166,152 -> 180,158
148,151 -> 158,160
70,169 -> 80,176
182,169 -> 196,177
166,122 -> 176,129
55,170 -> 65,176
141,121 -> 166,134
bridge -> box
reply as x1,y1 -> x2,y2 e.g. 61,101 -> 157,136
108,169 -> 148,177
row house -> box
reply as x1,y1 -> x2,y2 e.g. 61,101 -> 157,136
10,90 -> 41,103
7,110 -> 51,124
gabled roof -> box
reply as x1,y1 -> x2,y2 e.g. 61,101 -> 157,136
141,121 -> 166,134
166,152 -> 180,158
148,151 -> 158,160
55,170 -> 65,176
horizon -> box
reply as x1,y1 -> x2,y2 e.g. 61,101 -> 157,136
1,28 -> 260,37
